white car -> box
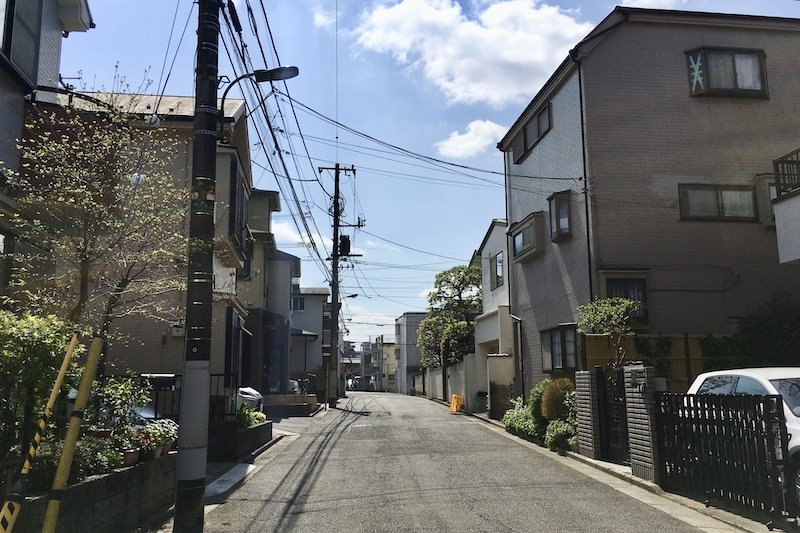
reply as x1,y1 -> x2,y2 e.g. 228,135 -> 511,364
687,367 -> 800,505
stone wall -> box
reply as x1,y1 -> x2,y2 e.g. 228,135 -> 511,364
16,453 -> 175,533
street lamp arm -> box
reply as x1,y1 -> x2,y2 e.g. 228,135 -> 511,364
218,66 -> 299,141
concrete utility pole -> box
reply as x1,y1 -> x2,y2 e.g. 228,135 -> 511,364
320,164 -> 359,406
175,0 -> 219,530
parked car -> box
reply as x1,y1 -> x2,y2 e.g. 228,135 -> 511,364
687,367 -> 800,506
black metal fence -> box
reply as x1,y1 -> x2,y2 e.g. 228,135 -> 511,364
104,373 -> 240,422
655,392 -> 791,519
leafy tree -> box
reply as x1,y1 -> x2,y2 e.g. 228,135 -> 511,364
417,264 -> 481,368
577,297 -> 642,365
2,94 -> 189,335
0,311 -> 77,459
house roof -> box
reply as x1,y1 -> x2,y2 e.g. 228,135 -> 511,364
497,6 -> 800,150
55,93 -> 246,123
300,287 -> 330,296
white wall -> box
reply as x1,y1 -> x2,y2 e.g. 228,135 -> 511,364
775,193 -> 800,264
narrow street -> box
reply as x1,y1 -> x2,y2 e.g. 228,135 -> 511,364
199,393 -> 732,533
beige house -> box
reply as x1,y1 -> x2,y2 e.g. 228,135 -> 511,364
497,7 -> 800,392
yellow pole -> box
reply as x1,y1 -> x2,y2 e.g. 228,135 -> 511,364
0,332 -> 79,533
41,335 -> 104,533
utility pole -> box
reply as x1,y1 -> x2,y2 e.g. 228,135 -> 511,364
175,0 -> 218,530
319,163 -> 360,407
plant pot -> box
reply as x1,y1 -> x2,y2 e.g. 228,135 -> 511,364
161,442 -> 173,455
123,448 -> 140,466
153,445 -> 163,458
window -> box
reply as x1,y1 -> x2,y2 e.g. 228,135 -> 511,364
679,184 -> 757,221
548,191 -> 571,241
229,159 -> 250,255
512,103 -> 551,163
0,231 -> 13,289
541,326 -> 577,371
1,0 -> 42,85
292,296 -> 305,312
606,278 -> 647,322
734,376 -> 769,395
687,48 -> 767,98
510,213 -> 543,261
697,375 -> 736,394
490,252 -> 503,290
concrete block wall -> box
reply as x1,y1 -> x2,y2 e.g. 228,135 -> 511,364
575,370 -> 601,460
624,365 -> 660,484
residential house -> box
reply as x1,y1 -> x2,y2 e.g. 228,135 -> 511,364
375,335 -> 396,392
84,95 -> 257,405
237,188 -> 302,395
471,219 -> 515,417
497,7 -> 800,393
0,0 -> 93,288
395,312 -> 426,395
289,287 -> 329,396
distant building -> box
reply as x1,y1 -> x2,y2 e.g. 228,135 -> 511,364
394,312 -> 427,395
289,287 -> 329,396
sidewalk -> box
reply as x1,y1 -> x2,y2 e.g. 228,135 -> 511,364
468,410 -> 792,533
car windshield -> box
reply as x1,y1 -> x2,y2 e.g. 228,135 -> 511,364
770,378 -> 800,416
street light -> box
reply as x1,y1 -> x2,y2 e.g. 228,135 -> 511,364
176,56 -> 299,530
218,66 -> 299,141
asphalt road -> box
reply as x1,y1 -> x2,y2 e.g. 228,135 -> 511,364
200,392 -> 737,533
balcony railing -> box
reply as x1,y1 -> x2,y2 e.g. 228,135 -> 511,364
773,148 -> 800,197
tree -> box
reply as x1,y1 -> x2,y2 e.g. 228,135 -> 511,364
0,311 -> 77,459
417,264 -> 481,368
2,95 -> 189,335
577,297 -> 642,365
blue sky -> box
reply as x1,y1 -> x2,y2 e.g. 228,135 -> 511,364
61,0 -> 800,343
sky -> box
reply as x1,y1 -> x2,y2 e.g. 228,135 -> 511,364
61,0 -> 800,345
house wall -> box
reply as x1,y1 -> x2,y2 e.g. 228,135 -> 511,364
395,312 -> 426,395
505,70 -> 588,391
289,291 -> 326,377
774,193 -> 800,264
582,17 -> 800,334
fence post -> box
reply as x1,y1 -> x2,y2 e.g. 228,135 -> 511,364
624,365 -> 660,484
575,370 -> 602,459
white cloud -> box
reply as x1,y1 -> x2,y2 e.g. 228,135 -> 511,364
435,119 -> 507,158
312,7 -> 335,28
273,221 -> 332,251
620,0 -> 687,7
354,0 -> 594,107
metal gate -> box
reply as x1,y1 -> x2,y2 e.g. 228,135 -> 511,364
489,382 -> 513,421
596,365 -> 630,465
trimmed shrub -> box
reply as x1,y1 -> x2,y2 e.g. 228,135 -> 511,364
541,378 -> 574,421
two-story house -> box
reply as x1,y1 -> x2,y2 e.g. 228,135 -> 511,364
497,7 -> 800,393
471,219 -> 515,417
289,287 -> 329,397
0,0 -> 93,289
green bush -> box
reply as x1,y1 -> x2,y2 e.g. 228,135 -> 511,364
527,379 -> 550,440
541,378 -> 574,421
544,419 -> 574,450
236,404 -> 266,428
26,436 -> 124,494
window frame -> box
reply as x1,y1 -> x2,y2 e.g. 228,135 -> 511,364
0,0 -> 42,88
292,296 -> 305,312
541,326 -> 578,372
512,102 -> 552,163
686,47 -> 768,99
605,277 -> 648,324
548,190 -> 571,242
678,184 -> 758,222
489,251 -> 504,290
510,212 -> 544,262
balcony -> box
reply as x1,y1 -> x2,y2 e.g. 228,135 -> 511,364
772,148 -> 800,264
774,148 -> 800,197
